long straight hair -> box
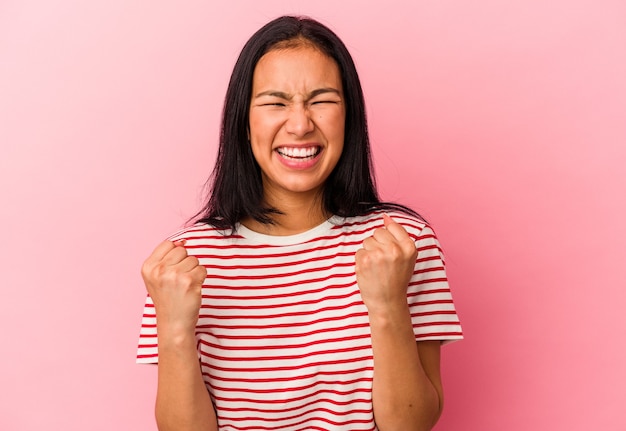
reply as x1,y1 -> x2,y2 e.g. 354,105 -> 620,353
195,15 -> 422,230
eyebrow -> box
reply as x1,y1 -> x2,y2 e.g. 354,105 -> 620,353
254,88 -> 341,100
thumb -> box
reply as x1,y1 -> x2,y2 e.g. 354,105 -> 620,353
382,213 -> 393,227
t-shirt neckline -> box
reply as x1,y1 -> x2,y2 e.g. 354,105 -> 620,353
235,216 -> 340,246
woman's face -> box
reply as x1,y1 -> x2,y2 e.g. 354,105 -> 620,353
248,45 -> 345,204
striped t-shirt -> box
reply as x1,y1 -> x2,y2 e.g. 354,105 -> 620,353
137,211 -> 463,430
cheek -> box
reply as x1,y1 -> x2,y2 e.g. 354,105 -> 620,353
317,112 -> 345,138
249,112 -> 283,141
248,113 -> 262,139
334,109 -> 346,137
331,118 -> 346,142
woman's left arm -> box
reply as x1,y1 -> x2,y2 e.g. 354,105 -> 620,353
356,214 -> 443,431
368,312 -> 443,431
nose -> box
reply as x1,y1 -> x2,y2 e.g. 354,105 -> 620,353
284,104 -> 314,137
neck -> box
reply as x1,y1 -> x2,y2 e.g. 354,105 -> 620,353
242,190 -> 329,236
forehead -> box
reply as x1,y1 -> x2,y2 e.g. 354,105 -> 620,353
252,46 -> 342,90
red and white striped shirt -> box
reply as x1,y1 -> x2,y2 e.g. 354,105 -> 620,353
137,211 -> 463,430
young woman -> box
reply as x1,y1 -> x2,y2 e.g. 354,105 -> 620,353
137,15 -> 462,431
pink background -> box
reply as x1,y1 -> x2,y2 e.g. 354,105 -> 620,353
1,0 -> 625,430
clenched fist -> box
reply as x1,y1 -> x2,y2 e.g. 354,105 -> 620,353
141,240 -> 207,335
355,214 -> 418,315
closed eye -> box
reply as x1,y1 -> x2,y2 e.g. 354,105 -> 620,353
311,100 -> 339,105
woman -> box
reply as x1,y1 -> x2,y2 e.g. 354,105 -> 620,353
137,15 -> 462,431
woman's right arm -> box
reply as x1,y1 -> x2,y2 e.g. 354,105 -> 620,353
141,240 -> 217,431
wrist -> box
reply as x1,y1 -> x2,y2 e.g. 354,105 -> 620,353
366,301 -> 412,328
157,323 -> 197,350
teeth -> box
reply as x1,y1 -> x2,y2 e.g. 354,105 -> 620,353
277,147 -> 319,158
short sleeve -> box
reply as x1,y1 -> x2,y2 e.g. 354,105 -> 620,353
407,225 -> 463,343
136,294 -> 159,364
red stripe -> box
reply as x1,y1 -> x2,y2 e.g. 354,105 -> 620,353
416,331 -> 464,339
208,366 -> 373,384
210,386 -> 373,405
197,310 -> 369,330
198,332 -> 370,351
202,289 -> 360,310
209,376 -> 372,396
200,344 -> 371,363
215,414 -> 375,431
139,333 -> 157,338
193,244 -> 361,260
204,264 -> 355,281
408,277 -> 449,287
412,320 -> 462,328
201,355 -> 374,373
137,343 -> 158,348
136,353 -> 158,359
200,322 -> 370,340
199,300 -> 366,321
204,271 -> 354,287
410,309 -> 459,318
202,280 -> 356,301
216,395 -> 371,411
217,406 -> 372,423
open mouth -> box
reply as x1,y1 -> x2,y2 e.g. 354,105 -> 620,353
276,146 -> 321,160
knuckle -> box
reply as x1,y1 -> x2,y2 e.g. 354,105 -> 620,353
178,272 -> 193,285
182,271 -> 204,288
388,244 -> 402,258
140,261 -> 151,278
154,262 -> 168,277
172,247 -> 187,260
359,251 -> 373,267
196,267 -> 208,280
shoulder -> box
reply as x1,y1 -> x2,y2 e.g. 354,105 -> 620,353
165,223 -> 242,243
333,210 -> 431,239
